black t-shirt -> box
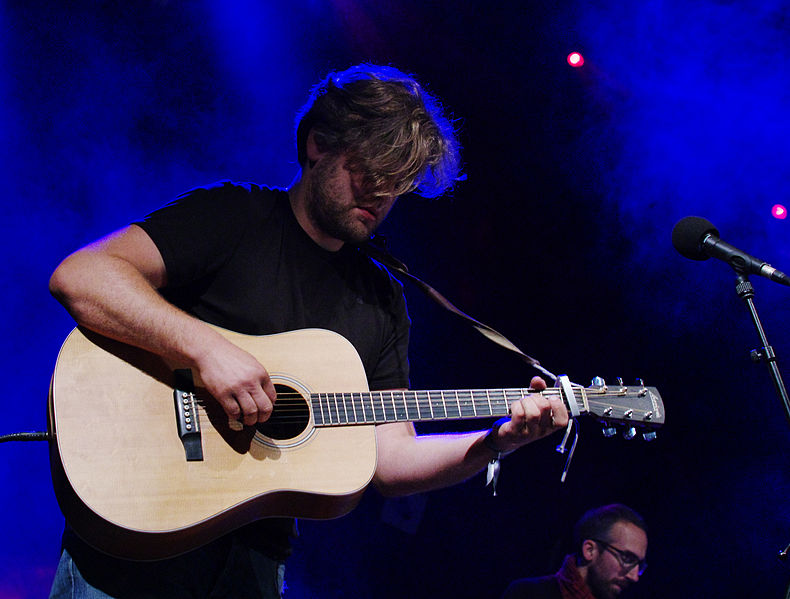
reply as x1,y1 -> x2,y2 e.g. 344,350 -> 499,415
137,181 -> 410,391
135,181 -> 411,559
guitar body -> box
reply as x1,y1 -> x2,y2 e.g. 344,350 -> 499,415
48,326 -> 377,560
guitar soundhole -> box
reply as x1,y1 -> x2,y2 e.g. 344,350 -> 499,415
255,383 -> 310,440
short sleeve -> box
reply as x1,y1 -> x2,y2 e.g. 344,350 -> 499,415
136,182 -> 273,288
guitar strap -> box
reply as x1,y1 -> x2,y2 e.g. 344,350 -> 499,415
362,237 -> 580,485
362,237 -> 558,382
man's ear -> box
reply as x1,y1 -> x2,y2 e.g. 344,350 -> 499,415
306,129 -> 327,168
581,539 -> 597,563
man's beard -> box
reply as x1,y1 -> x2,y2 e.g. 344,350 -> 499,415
587,568 -> 627,599
305,156 -> 375,245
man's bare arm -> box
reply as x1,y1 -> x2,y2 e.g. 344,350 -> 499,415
372,377 -> 568,496
49,225 -> 277,424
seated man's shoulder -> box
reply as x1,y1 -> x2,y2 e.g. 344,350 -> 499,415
501,574 -> 561,599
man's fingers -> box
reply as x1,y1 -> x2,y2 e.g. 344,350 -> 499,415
251,383 -> 275,423
529,376 -> 547,391
548,395 -> 569,428
234,391 -> 260,426
261,377 -> 278,415
219,391 -> 242,421
521,395 -> 543,426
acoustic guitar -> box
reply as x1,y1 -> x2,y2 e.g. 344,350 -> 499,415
48,326 -> 664,560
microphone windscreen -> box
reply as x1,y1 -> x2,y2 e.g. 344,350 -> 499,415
671,216 -> 720,261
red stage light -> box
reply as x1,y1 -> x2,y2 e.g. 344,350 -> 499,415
772,204 -> 787,220
567,52 -> 584,67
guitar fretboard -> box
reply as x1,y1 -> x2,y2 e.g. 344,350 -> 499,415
310,388 -> 584,426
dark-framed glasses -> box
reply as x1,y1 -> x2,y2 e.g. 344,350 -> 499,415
591,538 -> 647,575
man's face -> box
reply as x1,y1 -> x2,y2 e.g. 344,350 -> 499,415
304,152 -> 397,245
585,521 -> 648,599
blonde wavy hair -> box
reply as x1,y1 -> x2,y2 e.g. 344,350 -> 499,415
295,64 -> 462,199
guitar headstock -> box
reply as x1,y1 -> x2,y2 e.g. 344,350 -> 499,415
583,378 -> 665,441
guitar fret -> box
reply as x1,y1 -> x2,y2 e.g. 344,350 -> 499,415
413,392 -> 422,420
476,390 -> 487,416
361,393 -> 373,423
321,393 -> 330,425
358,392 -> 367,423
334,393 -> 343,425
381,392 -> 395,422
343,393 -> 357,424
405,391 -> 418,420
379,392 -> 387,423
332,394 -> 339,424
394,391 -> 407,421
319,393 -> 328,424
505,389 -> 521,406
426,391 -> 435,419
441,391 -> 458,419
325,393 -> 334,424
328,393 -> 336,423
350,392 -> 360,424
343,393 -> 351,424
472,390 -> 489,417
428,391 -> 447,420
418,391 -> 429,418
341,393 -> 350,424
371,392 -> 384,423
458,390 -> 475,418
312,394 -> 322,426
495,390 -> 513,414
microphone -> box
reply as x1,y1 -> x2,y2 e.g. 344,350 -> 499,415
672,216 -> 790,287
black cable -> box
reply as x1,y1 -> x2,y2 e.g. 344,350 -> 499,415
0,431 -> 50,443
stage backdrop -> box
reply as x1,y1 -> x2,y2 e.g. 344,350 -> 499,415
2,1 -> 789,597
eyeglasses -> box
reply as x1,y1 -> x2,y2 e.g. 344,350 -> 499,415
591,539 -> 647,576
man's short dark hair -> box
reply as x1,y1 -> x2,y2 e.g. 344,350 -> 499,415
295,63 -> 462,199
572,504 -> 647,555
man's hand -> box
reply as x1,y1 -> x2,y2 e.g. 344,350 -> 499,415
193,337 -> 278,426
487,376 -> 569,453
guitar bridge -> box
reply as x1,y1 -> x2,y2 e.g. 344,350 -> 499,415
173,369 -> 204,461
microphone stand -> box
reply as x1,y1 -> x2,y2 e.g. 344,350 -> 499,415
735,272 -> 790,587
734,273 -> 790,424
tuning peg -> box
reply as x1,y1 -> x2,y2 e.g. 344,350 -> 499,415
636,378 -> 645,386
616,377 -> 624,386
642,431 -> 657,442
602,426 -> 617,438
591,376 -> 606,388
623,427 -> 637,440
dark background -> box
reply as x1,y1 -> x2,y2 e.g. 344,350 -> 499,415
2,1 -> 790,597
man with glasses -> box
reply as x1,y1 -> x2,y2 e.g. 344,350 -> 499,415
501,504 -> 648,599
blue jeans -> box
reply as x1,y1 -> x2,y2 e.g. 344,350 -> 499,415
49,535 -> 286,599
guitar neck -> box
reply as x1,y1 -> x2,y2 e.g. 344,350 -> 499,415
309,387 -> 586,427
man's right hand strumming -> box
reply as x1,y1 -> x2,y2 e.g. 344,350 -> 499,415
192,336 -> 278,425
